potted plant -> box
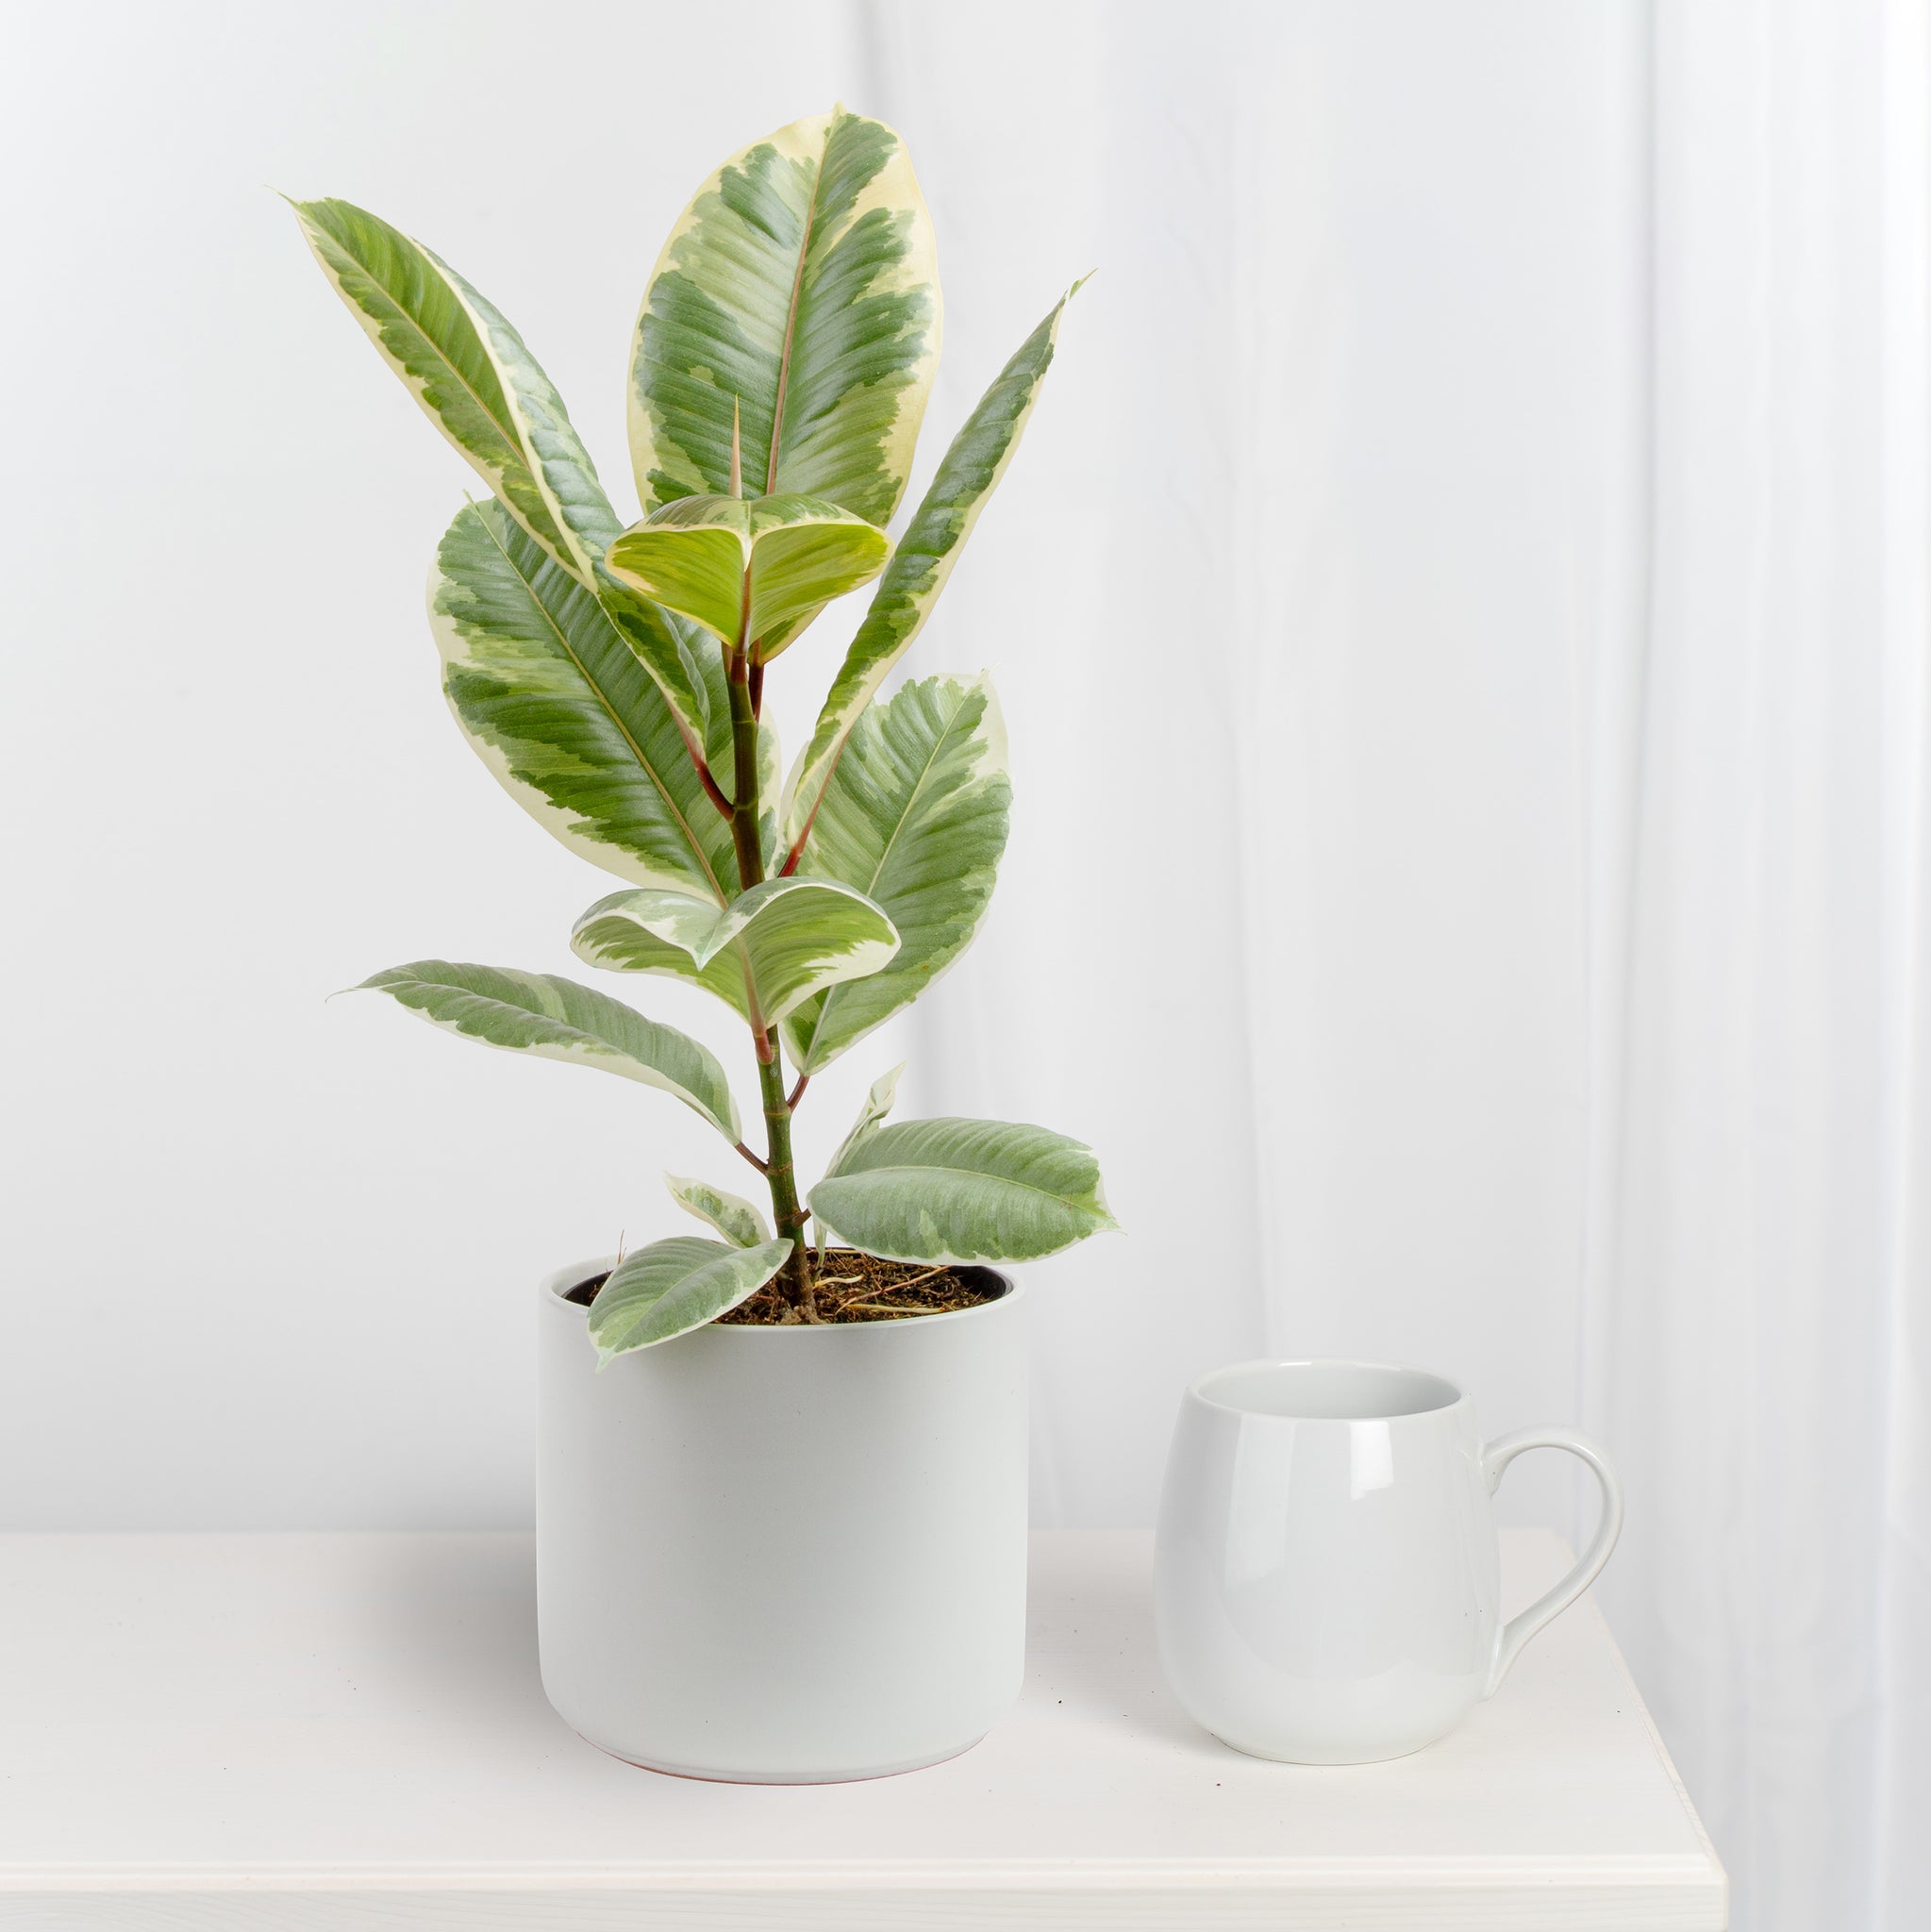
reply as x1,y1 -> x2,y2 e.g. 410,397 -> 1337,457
293,108 -> 1115,1782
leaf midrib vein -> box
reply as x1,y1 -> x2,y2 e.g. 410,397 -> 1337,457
470,509 -> 728,903
824,1162 -> 1089,1209
805,691 -> 974,1047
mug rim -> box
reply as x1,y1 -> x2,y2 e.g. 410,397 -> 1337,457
1188,1356 -> 1467,1423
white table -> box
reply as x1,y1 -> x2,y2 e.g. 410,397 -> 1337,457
0,1528 -> 1724,1929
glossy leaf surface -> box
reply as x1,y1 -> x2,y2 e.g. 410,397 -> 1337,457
293,196 -> 613,583
666,1174 -> 773,1247
628,108 -> 939,524
572,877 -> 898,1026
810,1116 -> 1115,1263
605,492 -> 889,657
783,675 -> 1008,1072
824,1061 -> 906,1178
354,961 -> 740,1141
431,502 -> 738,900
587,1236 -> 791,1359
784,290 -> 1074,851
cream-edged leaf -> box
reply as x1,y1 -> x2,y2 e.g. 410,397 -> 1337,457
571,877 -> 898,1028
605,518 -> 745,650
587,1236 -> 791,1360
666,1174 -> 772,1247
570,892 -> 752,1018
824,1061 -> 906,1176
296,197 -> 717,759
783,675 -> 1008,1072
293,197 -> 597,578
741,499 -> 891,658
354,961 -> 740,1141
605,492 -> 891,658
784,292 -> 1072,855
629,108 -> 940,525
810,1116 -> 1116,1264
431,501 -> 738,901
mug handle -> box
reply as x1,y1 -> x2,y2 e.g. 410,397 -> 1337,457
1478,1427 -> 1624,1696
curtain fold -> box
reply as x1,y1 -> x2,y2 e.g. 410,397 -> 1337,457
1590,4 -> 1931,1925
869,3 -> 1929,1924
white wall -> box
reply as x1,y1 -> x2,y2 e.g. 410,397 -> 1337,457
0,1 -> 1640,1538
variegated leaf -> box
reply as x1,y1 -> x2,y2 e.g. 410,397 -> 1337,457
292,196 -> 609,582
431,501 -> 738,901
810,1116 -> 1117,1264
569,894 -> 752,1018
783,676 -> 1009,1072
570,878 -> 897,1028
606,491 -> 890,658
824,1061 -> 905,1176
628,108 -> 940,525
295,197 -> 716,755
355,961 -> 740,1141
784,291 -> 1074,857
666,1174 -> 772,1247
587,1236 -> 791,1360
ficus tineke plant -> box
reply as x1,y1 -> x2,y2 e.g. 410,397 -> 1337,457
295,108 -> 1114,1360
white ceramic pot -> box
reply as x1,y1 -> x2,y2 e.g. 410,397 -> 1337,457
535,1257 -> 1028,1783
1154,1358 -> 1623,1764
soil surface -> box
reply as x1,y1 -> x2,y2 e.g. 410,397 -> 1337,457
563,1250 -> 1002,1324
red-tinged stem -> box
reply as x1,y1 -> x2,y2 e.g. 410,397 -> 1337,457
698,758 -> 733,819
787,1073 -> 809,1111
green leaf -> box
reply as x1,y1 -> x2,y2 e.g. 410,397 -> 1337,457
587,1236 -> 791,1360
824,1061 -> 905,1176
784,290 -> 1074,853
296,197 -> 717,758
741,501 -> 892,658
570,878 -> 898,1028
569,895 -> 752,1018
666,1174 -> 772,1247
292,196 -> 612,584
606,492 -> 891,659
588,575 -> 717,766
355,961 -> 740,1141
629,108 -> 940,525
605,519 -> 744,654
810,1117 -> 1116,1264
783,676 -> 1009,1072
432,501 -> 739,900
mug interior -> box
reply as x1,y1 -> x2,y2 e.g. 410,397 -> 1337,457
1195,1358 -> 1461,1421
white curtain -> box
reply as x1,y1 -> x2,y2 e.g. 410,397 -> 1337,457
1588,4 -> 1931,1924
874,3 -> 1931,1925
2,2 -> 1924,1924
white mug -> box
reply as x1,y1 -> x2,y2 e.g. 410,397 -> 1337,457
1154,1358 -> 1623,1764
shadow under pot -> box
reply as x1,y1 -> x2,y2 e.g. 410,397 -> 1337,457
534,1257 -> 1027,1783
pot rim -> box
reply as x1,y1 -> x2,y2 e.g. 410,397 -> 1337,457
539,1255 -> 1023,1334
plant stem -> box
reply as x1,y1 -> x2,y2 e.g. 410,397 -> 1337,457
757,1035 -> 816,1317
725,649 -> 816,1317
726,655 -> 764,893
